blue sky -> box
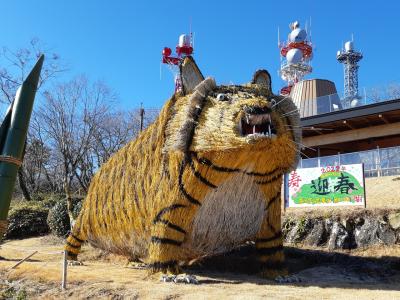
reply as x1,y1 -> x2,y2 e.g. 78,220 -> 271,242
1,0 -> 399,109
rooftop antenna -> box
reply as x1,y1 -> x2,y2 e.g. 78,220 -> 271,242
305,20 -> 308,35
161,28 -> 194,93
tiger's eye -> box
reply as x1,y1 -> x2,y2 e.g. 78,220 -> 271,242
217,93 -> 227,101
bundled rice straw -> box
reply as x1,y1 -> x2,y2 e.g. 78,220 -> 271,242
65,57 -> 301,279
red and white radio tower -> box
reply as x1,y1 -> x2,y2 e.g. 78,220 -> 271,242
162,33 -> 194,93
278,21 -> 313,95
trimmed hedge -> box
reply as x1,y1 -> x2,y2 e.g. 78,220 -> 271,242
6,202 -> 49,239
5,195 -> 83,239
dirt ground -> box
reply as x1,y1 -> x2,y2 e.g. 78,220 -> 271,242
364,175 -> 400,209
0,236 -> 399,299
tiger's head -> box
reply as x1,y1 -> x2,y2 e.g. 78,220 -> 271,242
164,57 -> 301,174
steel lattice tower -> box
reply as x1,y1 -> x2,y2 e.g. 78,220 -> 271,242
337,41 -> 363,107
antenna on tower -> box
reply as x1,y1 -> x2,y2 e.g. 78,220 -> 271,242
161,30 -> 194,93
278,20 -> 313,95
337,38 -> 363,108
277,27 -> 280,47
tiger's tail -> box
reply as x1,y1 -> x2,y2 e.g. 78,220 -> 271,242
64,214 -> 86,260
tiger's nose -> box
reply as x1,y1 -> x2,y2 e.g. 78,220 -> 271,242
243,106 -> 271,115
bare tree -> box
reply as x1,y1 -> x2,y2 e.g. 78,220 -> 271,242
37,76 -> 111,226
367,87 -> 382,104
75,107 -> 160,192
386,83 -> 400,100
0,38 -> 66,105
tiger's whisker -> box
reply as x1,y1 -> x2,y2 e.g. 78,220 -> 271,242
287,142 -> 310,158
292,141 -> 317,152
271,96 -> 290,108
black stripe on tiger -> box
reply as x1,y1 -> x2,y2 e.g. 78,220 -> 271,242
148,260 -> 178,270
66,251 -> 77,260
256,245 -> 284,256
256,171 -> 284,185
153,204 -> 187,223
151,236 -> 182,246
191,152 -> 240,173
157,219 -> 187,234
264,192 -> 281,211
178,162 -> 202,206
192,152 -> 282,177
66,241 -> 81,250
188,157 -> 217,188
244,167 -> 282,177
267,223 -> 279,235
153,204 -> 188,235
70,234 -> 84,244
256,231 -> 282,244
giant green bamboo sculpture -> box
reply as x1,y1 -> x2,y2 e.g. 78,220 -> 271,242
0,55 -> 44,240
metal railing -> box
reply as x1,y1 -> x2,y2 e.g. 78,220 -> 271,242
299,145 -> 400,178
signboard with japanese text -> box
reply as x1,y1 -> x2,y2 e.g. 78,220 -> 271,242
286,164 -> 366,208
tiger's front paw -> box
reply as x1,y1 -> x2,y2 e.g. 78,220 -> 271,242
275,274 -> 301,284
67,260 -> 84,266
161,274 -> 198,284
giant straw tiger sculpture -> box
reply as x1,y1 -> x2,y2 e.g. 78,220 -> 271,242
65,57 -> 301,279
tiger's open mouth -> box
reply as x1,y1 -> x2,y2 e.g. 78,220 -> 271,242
239,107 -> 277,138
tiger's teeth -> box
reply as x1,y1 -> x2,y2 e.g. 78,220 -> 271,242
268,124 -> 271,136
246,115 -> 250,124
253,126 -> 256,134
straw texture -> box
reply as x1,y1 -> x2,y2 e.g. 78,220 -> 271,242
65,67 -> 301,278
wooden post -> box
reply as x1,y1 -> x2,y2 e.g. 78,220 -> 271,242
10,251 -> 37,269
62,250 -> 67,290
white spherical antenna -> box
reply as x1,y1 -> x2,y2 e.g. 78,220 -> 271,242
345,41 -> 354,52
289,28 -> 307,43
350,98 -> 358,107
286,48 -> 303,64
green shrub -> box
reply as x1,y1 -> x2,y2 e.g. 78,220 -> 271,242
47,201 -> 70,238
30,193 -> 45,202
72,198 -> 83,219
41,194 -> 65,209
6,202 -> 49,239
47,196 -> 83,238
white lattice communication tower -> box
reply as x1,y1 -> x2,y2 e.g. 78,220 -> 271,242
337,40 -> 363,108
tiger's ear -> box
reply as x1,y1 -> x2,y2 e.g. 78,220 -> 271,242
180,56 -> 204,95
252,69 -> 272,92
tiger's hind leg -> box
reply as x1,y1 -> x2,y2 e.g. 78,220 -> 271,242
256,187 -> 288,279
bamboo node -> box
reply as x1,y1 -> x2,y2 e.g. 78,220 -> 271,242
0,155 -> 22,167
